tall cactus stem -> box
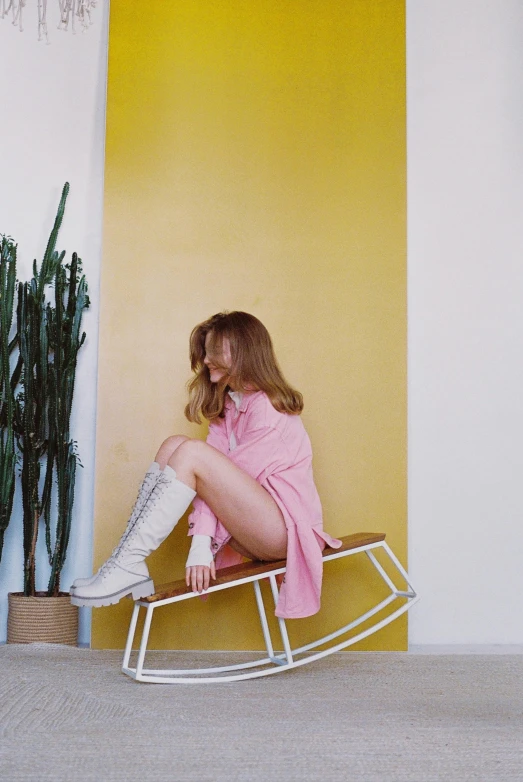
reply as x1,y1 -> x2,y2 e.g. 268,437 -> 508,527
0,235 -> 18,561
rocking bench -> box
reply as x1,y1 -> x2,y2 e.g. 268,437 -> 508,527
122,532 -> 418,683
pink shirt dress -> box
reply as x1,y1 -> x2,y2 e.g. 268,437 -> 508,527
187,390 -> 341,619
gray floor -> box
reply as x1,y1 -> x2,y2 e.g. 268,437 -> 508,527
1,645 -> 522,781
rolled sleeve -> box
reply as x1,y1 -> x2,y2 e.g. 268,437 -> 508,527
187,497 -> 218,538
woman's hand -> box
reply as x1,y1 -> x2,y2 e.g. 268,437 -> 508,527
186,561 -> 216,593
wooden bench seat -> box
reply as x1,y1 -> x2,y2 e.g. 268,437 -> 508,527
141,532 -> 386,603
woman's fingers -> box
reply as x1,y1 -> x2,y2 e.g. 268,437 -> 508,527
193,566 -> 202,593
185,565 -> 216,593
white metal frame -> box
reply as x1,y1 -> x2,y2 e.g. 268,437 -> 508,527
122,540 -> 418,683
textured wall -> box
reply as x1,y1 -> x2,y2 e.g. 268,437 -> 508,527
93,0 -> 407,650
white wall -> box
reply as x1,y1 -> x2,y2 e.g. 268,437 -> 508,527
0,5 -> 109,644
2,1 -> 522,648
407,0 -> 523,643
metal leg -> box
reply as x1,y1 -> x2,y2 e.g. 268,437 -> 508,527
253,579 -> 275,658
366,549 -> 400,595
366,544 -> 416,599
135,603 -> 154,679
381,541 -> 417,595
122,602 -> 140,671
269,575 -> 294,667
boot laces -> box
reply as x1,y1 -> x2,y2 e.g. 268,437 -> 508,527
100,473 -> 170,571
99,559 -> 118,579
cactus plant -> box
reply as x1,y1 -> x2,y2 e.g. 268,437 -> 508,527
45,252 -> 89,595
0,183 -> 89,597
0,235 -> 18,560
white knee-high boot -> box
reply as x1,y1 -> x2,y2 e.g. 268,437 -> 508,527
71,462 -> 163,592
71,466 -> 196,607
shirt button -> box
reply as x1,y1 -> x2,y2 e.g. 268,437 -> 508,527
189,522 -> 194,529
212,543 -> 219,550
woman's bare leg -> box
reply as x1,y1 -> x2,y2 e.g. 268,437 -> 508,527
168,439 -> 287,561
228,538 -> 259,559
155,435 -> 189,469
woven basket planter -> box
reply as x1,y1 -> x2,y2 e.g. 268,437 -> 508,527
7,592 -> 78,645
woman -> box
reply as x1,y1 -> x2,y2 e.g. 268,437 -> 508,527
71,312 -> 340,618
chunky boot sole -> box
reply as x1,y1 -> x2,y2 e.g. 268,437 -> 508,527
70,578 -> 155,608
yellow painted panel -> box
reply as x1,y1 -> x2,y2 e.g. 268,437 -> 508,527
94,0 -> 406,650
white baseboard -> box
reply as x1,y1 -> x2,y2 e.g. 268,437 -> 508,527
409,644 -> 523,654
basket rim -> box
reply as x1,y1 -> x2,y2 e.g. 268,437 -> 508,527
8,591 -> 73,599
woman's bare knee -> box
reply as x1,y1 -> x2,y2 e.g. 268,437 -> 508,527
167,438 -> 204,471
155,435 -> 189,469
167,438 -> 219,488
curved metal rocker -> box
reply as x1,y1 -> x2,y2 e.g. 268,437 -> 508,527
122,532 -> 419,684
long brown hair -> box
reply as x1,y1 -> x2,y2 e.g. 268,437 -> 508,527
185,311 -> 303,423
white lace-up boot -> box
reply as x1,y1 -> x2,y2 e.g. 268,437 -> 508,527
70,463 -> 164,593
71,466 -> 196,607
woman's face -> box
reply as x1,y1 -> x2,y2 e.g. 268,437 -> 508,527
204,332 -> 232,384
